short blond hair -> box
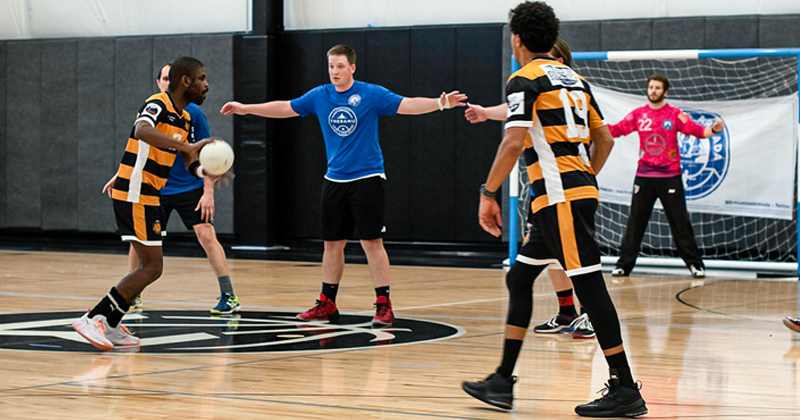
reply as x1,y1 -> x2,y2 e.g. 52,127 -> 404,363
327,44 -> 356,65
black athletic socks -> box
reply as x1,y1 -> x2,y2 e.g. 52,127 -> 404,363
605,352 -> 635,386
322,282 -> 340,302
375,286 -> 390,299
217,275 -> 234,295
557,289 -> 578,317
88,287 -> 130,328
496,339 -> 523,378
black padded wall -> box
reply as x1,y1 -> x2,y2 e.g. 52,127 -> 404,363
6,42 -> 42,228
0,43 -> 6,229
41,41 -> 78,230
234,35 -> 274,245
274,32 -> 327,240
77,39 -> 116,232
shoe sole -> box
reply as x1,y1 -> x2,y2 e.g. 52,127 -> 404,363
211,306 -> 242,315
297,312 -> 340,322
461,383 -> 512,410
575,400 -> 647,418
784,318 -> 800,333
72,323 -> 113,351
572,333 -> 596,339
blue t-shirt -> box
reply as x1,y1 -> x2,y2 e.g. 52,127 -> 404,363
162,102 -> 209,195
290,80 -> 404,181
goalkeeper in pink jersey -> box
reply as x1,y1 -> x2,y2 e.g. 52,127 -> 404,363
609,74 -> 723,279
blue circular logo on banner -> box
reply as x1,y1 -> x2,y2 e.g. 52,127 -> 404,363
328,107 -> 358,137
678,109 -> 729,200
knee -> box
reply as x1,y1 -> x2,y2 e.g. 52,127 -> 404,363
140,259 -> 163,281
324,240 -> 347,254
193,224 -> 217,246
359,239 -> 384,254
505,263 -> 540,295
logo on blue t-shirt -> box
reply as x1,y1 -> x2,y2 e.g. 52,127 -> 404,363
662,118 -> 673,130
678,109 -> 729,200
348,94 -> 361,107
328,107 -> 358,137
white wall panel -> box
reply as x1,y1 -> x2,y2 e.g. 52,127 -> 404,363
0,0 -> 251,40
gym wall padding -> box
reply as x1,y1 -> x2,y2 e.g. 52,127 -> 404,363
0,43 -> 6,229
77,39 -> 117,233
233,35 -> 274,245
1,34 -> 234,235
41,40 -> 78,231
6,41 -> 42,229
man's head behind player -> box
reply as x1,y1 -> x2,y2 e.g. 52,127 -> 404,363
509,1 -> 559,55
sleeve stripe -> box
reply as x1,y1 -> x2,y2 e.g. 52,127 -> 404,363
134,117 -> 156,127
505,121 -> 533,129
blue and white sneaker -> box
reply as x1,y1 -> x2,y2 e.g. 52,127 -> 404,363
211,293 -> 241,315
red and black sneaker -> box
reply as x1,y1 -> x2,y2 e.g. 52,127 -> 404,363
372,296 -> 394,327
297,294 -> 340,322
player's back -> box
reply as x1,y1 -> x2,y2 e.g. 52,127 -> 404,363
505,58 -> 606,212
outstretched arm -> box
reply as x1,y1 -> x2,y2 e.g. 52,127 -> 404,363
465,103 -> 509,124
397,90 -> 467,115
220,101 -> 299,119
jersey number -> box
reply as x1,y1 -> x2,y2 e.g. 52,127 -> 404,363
638,118 -> 652,131
558,88 -> 589,139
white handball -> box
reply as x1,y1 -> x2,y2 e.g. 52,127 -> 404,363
199,140 -> 234,176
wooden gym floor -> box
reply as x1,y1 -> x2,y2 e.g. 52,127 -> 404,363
0,249 -> 798,419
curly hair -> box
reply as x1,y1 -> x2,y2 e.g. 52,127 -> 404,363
509,1 -> 559,54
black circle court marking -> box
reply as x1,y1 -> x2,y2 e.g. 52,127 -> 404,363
0,310 -> 464,354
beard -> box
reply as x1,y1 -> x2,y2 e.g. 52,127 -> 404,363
189,90 -> 207,105
648,92 -> 666,104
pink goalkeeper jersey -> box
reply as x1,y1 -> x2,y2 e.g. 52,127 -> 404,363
609,103 -> 706,177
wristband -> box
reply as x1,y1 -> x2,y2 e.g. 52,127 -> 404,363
437,93 -> 451,111
187,160 -> 204,178
712,126 -> 721,134
480,183 -> 497,198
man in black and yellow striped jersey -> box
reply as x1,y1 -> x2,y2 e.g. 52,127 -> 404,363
461,2 -> 647,418
72,57 -> 215,352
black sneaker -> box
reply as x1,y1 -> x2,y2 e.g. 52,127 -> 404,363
461,373 -> 516,410
575,379 -> 647,418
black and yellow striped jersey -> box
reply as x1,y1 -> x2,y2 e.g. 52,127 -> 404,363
505,57 -> 606,213
111,92 -> 192,206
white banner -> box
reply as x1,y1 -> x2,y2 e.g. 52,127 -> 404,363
593,86 -> 798,220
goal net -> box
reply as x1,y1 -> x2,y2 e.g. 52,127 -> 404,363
511,49 -> 800,267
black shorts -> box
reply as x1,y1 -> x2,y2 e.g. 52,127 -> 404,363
160,188 -> 210,233
321,176 -> 385,241
113,199 -> 164,246
517,198 -> 601,276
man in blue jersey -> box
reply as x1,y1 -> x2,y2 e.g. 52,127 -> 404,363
104,62 -> 240,315
221,44 -> 466,327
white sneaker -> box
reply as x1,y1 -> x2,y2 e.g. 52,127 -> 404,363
104,322 -> 140,347
72,313 -> 113,351
611,268 -> 628,277
689,265 -> 705,278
